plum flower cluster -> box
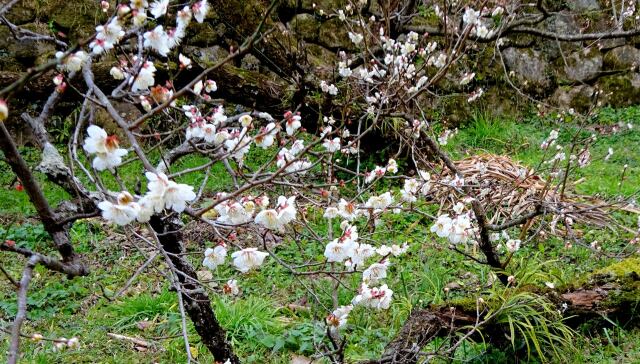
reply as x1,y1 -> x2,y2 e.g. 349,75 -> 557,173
201,242 -> 269,274
98,171 -> 196,226
430,203 -> 476,245
322,222 -> 404,313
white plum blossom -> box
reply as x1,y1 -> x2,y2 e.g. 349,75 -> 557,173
144,172 -> 196,213
338,199 -> 359,220
56,51 -> 88,73
349,243 -> 376,266
223,279 -> 240,295
205,80 -> 217,93
203,244 -> 227,269
98,192 -> 139,225
0,100 -> 7,122
324,238 -> 357,262
193,80 -> 203,95
231,248 -> 268,273
149,0 -> 169,18
463,7 -> 480,25
192,0 -> 209,23
431,214 -> 453,238
254,196 -> 297,230
177,6 -> 193,28
130,0 -> 148,10
110,66 -> 126,80
132,9 -> 148,26
326,305 -> 352,332
323,207 -> 339,219
255,123 -> 277,149
365,192 -> 394,211
348,32 -> 364,45
389,243 -> 409,256
323,137 -> 341,152
505,239 -> 522,253
386,159 -> 398,174
83,125 -> 128,171
90,19 -> 125,54
338,61 -> 352,77
453,202 -> 465,215
224,133 -> 251,165
178,53 -> 192,69
143,26 -> 171,57
132,61 -> 156,92
163,181 -> 196,212
364,165 -> 386,183
320,81 -> 338,95
215,200 -> 253,225
255,209 -> 281,230
363,261 -> 388,284
352,283 -> 393,309
284,111 -> 302,135
239,115 -> 253,127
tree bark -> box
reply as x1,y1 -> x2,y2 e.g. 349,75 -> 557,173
149,215 -> 239,364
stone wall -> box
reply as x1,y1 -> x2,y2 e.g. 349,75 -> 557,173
3,0 -> 640,128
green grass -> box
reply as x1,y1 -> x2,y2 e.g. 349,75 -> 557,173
2,108 -> 640,363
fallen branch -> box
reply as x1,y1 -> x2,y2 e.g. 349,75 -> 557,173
107,333 -> 151,348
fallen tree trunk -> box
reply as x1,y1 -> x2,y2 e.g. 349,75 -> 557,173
363,258 -> 640,364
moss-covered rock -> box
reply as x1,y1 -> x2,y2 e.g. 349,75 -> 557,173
184,45 -> 230,68
288,13 -> 321,42
596,73 -> 640,107
551,85 -> 596,113
184,22 -> 224,47
45,0 -> 105,40
603,45 -> 640,70
305,43 -> 337,79
318,18 -> 353,50
300,0 -> 347,12
568,0 -> 600,12
4,0 -> 38,24
3,22 -> 56,68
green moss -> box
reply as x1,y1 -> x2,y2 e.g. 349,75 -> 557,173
593,258 -> 640,280
596,74 -> 640,107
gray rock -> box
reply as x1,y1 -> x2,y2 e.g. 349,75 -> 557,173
502,47 -> 552,92
562,48 -> 603,82
604,45 -> 640,70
